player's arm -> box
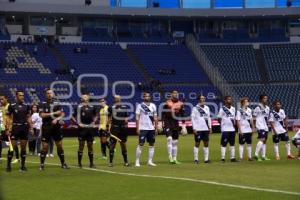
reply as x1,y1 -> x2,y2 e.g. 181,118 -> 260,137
5,105 -> 13,135
153,105 -> 158,134
269,113 -> 277,134
236,111 -> 241,133
26,106 -> 33,132
207,109 -> 212,134
217,108 -> 223,124
191,107 -> 197,134
135,113 -> 140,135
283,112 -> 288,132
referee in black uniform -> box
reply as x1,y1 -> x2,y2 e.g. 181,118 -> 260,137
39,89 -> 69,170
108,95 -> 129,167
72,94 -> 97,168
6,90 -> 32,172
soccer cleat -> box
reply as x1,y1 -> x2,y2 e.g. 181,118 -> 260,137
39,164 -> 45,171
19,166 -> 27,172
172,160 -> 181,165
298,156 -> 300,160
194,160 -> 199,164
108,163 -> 113,167
287,155 -> 295,160
135,161 -> 141,167
124,163 -> 130,167
78,163 -> 82,169
248,158 -> 253,161
230,158 -> 238,162
49,154 -> 54,158
254,156 -> 262,162
61,163 -> 70,169
262,157 -> 270,161
221,159 -> 225,163
168,155 -> 174,163
6,166 -> 12,172
100,156 -> 108,160
204,160 -> 211,164
11,159 -> 19,164
275,156 -> 280,160
89,164 -> 96,169
147,161 -> 157,167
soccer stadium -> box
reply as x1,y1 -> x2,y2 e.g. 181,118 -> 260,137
0,0 -> 299,199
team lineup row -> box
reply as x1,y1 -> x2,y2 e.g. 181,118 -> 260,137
0,89 -> 299,172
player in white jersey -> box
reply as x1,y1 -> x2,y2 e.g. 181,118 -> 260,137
135,92 -> 158,167
292,129 -> 300,159
236,97 -> 254,161
253,94 -> 270,161
191,95 -> 212,164
218,96 -> 237,163
269,100 -> 295,160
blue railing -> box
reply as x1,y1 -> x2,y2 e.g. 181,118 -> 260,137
111,0 -> 300,8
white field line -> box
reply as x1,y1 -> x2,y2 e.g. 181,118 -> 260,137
25,161 -> 300,196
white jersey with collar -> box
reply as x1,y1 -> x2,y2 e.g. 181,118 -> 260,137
236,107 -> 253,134
253,104 -> 270,131
218,106 -> 236,132
191,104 -> 211,132
136,102 -> 157,131
269,109 -> 287,134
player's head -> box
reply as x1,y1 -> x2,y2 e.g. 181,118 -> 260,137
0,95 -> 8,105
114,95 -> 121,103
16,90 -> 25,103
224,95 -> 232,106
32,104 -> 39,113
81,94 -> 90,103
99,98 -> 106,106
259,94 -> 268,105
171,90 -> 179,101
240,97 -> 249,107
143,92 -> 151,102
273,100 -> 281,110
197,94 -> 206,104
45,88 -> 55,100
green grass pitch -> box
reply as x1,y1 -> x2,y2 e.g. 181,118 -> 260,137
1,132 -> 299,200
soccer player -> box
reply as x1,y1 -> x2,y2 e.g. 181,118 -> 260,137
108,95 -> 129,167
191,95 -> 211,164
73,94 -> 98,168
269,100 -> 295,160
162,90 -> 186,164
292,129 -> 300,159
39,89 -> 69,170
0,95 -> 15,161
236,97 -> 254,161
135,92 -> 158,167
253,94 -> 270,161
218,96 -> 237,162
6,90 -> 32,172
98,98 -> 110,160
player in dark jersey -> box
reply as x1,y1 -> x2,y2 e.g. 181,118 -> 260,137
6,90 -> 32,172
162,90 -> 186,164
108,95 -> 129,167
72,94 -> 98,168
39,89 -> 69,170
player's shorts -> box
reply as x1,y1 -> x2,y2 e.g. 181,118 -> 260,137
273,132 -> 289,143
221,131 -> 236,147
11,124 -> 29,140
98,129 -> 110,137
257,130 -> 269,140
110,124 -> 127,143
292,139 -> 300,147
41,125 -> 63,143
78,127 -> 95,142
194,131 -> 209,143
239,133 -> 252,145
139,130 -> 155,145
164,126 -> 180,140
